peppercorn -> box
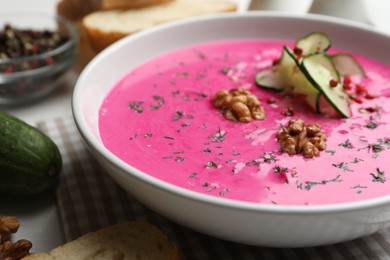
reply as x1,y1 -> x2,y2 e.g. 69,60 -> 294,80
0,24 -> 69,73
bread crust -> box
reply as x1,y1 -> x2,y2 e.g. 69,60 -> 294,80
22,221 -> 181,260
82,0 -> 237,52
57,0 -> 174,20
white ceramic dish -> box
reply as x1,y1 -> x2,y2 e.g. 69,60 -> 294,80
73,12 -> 390,247
361,0 -> 390,34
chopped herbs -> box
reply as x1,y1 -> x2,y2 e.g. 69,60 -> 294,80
172,110 -> 184,121
351,185 -> 367,190
332,162 -> 353,172
325,150 -> 336,155
301,175 -> 342,191
150,95 -> 165,110
339,139 -> 353,149
296,175 -> 342,190
205,161 -> 218,168
219,189 -> 229,196
273,165 -> 288,174
364,121 -> 378,129
189,172 -> 197,178
371,143 -> 383,153
351,158 -> 363,164
220,67 -> 232,74
370,168 -> 386,183
203,148 -> 212,153
260,152 -> 277,163
246,160 -> 260,166
209,126 -> 226,143
129,101 -> 144,113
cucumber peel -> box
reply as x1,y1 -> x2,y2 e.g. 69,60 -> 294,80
301,54 -> 351,118
331,53 -> 366,77
281,47 -> 321,112
296,32 -> 331,56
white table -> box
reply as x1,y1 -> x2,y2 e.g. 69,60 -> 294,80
0,0 -> 384,253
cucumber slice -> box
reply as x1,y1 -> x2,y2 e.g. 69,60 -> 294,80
255,68 -> 285,91
296,32 -> 331,56
255,47 -> 295,91
281,47 -> 321,112
301,54 -> 351,118
331,53 -> 366,77
315,54 -> 340,82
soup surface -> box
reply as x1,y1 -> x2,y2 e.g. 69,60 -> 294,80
99,39 -> 390,205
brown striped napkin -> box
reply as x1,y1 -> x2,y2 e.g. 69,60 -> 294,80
38,117 -> 390,259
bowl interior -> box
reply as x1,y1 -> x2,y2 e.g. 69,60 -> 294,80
73,12 -> 390,211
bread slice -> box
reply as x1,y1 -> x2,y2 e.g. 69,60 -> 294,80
22,221 -> 181,260
83,0 -> 237,52
57,0 -> 174,20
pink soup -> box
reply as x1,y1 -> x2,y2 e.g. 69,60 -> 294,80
99,39 -> 390,205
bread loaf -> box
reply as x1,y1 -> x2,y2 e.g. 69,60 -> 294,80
57,0 -> 174,21
22,221 -> 181,260
82,0 -> 237,52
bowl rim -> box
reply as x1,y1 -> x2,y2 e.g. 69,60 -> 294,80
73,11 -> 390,215
0,12 -> 77,69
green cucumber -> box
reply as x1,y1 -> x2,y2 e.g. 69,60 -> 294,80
331,53 -> 366,77
0,112 -> 62,196
255,46 -> 296,91
255,68 -> 285,91
301,54 -> 351,118
255,47 -> 321,112
296,32 -> 331,56
255,32 -> 363,118
280,47 -> 321,112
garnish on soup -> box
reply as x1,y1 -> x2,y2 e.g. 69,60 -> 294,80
276,119 -> 327,158
255,32 -> 368,118
212,87 -> 265,122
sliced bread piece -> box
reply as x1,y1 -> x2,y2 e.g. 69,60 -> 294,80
57,0 -> 174,20
22,221 -> 181,260
82,0 -> 237,52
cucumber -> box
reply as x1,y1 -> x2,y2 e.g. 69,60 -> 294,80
296,32 -> 331,56
254,32 -> 363,118
255,47 -> 321,112
331,53 -> 366,77
301,54 -> 351,118
0,112 -> 62,196
255,67 -> 285,91
279,47 -> 321,112
255,47 -> 295,91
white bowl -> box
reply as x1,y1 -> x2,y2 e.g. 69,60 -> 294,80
73,12 -> 390,248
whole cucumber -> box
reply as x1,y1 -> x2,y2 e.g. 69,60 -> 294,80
0,112 -> 62,196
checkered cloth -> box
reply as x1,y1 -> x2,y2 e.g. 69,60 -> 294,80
38,117 -> 390,259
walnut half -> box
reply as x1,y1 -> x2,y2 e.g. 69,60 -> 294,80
0,216 -> 20,244
276,119 -> 327,158
0,239 -> 32,260
213,88 -> 265,123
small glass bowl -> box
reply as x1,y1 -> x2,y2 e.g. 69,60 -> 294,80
0,12 -> 77,106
